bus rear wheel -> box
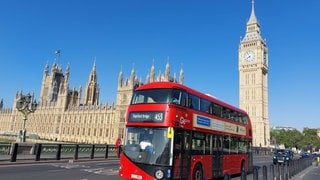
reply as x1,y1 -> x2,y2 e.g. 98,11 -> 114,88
193,164 -> 203,180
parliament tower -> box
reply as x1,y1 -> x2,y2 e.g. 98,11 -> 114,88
239,0 -> 270,147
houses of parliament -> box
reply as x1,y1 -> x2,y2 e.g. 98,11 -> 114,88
0,1 -> 270,147
0,61 -> 184,144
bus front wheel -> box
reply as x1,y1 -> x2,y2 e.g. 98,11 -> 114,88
193,164 -> 203,180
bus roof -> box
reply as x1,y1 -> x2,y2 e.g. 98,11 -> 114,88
135,82 -> 248,115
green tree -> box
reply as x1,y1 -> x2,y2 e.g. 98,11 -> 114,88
301,128 -> 320,151
271,128 -> 320,151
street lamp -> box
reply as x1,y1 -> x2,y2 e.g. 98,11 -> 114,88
16,93 -> 37,142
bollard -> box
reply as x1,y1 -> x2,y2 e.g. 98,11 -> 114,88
104,145 -> 109,159
90,144 -> 95,159
253,167 -> 258,180
285,173 -> 288,180
118,145 -> 122,158
241,169 -> 247,180
293,159 -> 297,176
270,164 -> 274,180
276,164 -> 280,180
74,144 -> 79,160
224,173 -> 231,180
288,160 -> 292,178
262,165 -> 267,180
281,164 -> 285,180
56,144 -> 62,160
10,143 -> 18,162
35,143 -> 42,161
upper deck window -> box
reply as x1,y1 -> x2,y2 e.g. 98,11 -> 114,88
132,89 -> 187,105
131,89 -> 171,104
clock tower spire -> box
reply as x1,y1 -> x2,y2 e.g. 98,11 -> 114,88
239,0 -> 270,147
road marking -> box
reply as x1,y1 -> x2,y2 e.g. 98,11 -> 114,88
100,169 -> 119,175
81,167 -> 118,175
82,168 -> 104,173
51,162 -> 119,176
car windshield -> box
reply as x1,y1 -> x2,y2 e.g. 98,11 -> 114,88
274,149 -> 291,156
123,127 -> 173,166
131,89 -> 184,105
274,149 -> 284,154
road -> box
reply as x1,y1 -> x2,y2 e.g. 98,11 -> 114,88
1,157 -> 320,180
0,160 -> 120,180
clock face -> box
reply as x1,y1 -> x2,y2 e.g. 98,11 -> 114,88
243,51 -> 255,62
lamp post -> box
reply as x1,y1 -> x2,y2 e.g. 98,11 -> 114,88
16,93 -> 37,142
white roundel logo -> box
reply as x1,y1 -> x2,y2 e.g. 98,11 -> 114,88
180,117 -> 190,125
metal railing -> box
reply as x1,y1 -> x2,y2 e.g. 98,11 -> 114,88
223,156 -> 314,180
0,142 -> 120,163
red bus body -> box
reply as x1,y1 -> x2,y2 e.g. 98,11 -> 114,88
119,82 -> 253,180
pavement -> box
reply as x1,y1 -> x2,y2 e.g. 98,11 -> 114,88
290,162 -> 320,180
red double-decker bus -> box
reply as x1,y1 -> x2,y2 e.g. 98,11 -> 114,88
118,82 -> 253,180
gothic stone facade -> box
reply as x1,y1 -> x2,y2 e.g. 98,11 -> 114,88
0,61 -> 184,144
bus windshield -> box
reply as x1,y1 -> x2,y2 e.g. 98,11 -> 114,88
123,127 -> 172,166
131,89 -> 183,105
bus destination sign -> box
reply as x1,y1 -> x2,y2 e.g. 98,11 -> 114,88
129,111 -> 164,122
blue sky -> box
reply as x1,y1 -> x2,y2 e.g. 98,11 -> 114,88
0,0 -> 319,131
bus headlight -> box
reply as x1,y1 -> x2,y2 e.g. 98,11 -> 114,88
155,169 -> 164,179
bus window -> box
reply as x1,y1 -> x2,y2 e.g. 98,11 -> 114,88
188,94 -> 200,110
223,136 -> 231,154
234,112 -> 241,122
230,137 -> 239,154
132,94 -> 145,104
213,136 -> 217,151
192,139 -> 203,154
213,135 -> 223,152
212,103 -> 222,117
242,115 -> 248,124
238,139 -> 248,153
192,132 -> 212,155
180,91 -> 188,107
222,107 -> 227,119
171,90 -> 181,104
200,98 -> 211,113
170,89 -> 188,107
131,89 -> 171,104
205,134 -> 212,154
230,111 -> 238,121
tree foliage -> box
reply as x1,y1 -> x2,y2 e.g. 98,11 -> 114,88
270,129 -> 320,151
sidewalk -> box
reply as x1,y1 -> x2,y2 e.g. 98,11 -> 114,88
290,162 -> 319,180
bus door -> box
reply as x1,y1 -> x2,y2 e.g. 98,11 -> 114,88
173,130 -> 191,179
212,135 -> 223,178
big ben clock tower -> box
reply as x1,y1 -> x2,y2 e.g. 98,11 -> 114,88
239,0 -> 270,147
